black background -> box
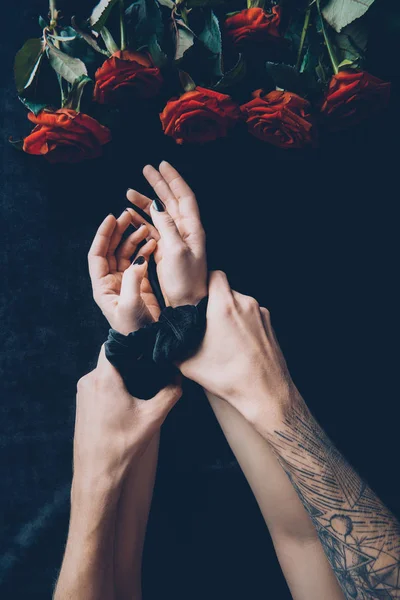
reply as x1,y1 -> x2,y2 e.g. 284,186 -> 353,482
1,1 -> 400,598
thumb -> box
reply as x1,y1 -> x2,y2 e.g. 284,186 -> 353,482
150,199 -> 184,249
119,255 -> 148,305
147,381 -> 182,421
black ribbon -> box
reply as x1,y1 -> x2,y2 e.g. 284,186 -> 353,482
105,297 -> 208,399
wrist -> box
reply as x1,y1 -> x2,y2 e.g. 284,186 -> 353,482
71,464 -> 126,509
231,379 -> 302,437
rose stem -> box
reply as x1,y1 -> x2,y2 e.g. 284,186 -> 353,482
296,5 -> 311,71
49,0 -> 67,106
119,0 -> 127,51
49,0 -> 58,32
316,0 -> 339,74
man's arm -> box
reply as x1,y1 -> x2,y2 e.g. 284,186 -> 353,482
181,272 -> 400,600
54,347 -> 181,600
54,473 -> 119,600
207,392 -> 345,600
113,434 -> 160,600
258,392 -> 400,600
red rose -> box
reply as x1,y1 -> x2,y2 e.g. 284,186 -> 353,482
241,89 -> 317,149
225,6 -> 282,48
160,87 -> 240,145
320,70 -> 390,130
23,108 -> 111,163
94,50 -> 163,104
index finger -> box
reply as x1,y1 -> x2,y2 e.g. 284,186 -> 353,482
88,214 -> 117,281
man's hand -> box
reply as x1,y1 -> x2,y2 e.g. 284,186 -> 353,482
54,348 -> 181,600
73,346 -> 182,489
180,271 -> 295,425
126,161 -> 207,307
88,211 -> 159,334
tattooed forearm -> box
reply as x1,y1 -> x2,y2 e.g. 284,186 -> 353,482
267,400 -> 400,600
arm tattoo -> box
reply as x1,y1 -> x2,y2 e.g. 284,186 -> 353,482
268,401 -> 400,599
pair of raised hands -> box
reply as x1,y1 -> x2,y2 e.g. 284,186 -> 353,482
74,162 -> 293,482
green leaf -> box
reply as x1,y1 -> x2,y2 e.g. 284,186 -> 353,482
14,39 -> 44,96
45,35 -> 88,84
247,0 -> 265,8
157,0 -> 175,8
265,62 -> 305,95
179,69 -> 196,92
99,26 -> 119,54
71,16 -> 109,56
322,0 -> 375,33
198,10 -> 221,55
198,9 -> 222,77
338,58 -> 353,69
18,95 -> 48,115
89,0 -> 120,32
184,0 -> 227,6
334,17 -> 369,67
174,19 -> 195,61
63,75 -> 93,110
38,16 -> 48,29
213,54 -> 246,91
147,35 -> 168,67
125,0 -> 164,49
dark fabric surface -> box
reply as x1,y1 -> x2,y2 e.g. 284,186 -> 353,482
1,1 -> 400,599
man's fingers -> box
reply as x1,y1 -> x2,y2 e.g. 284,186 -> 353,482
143,164 -> 179,217
149,201 -> 184,249
115,224 -> 150,272
126,188 -> 152,215
148,382 -> 182,416
95,344 -> 123,384
88,214 -> 117,281
208,270 -> 234,306
126,207 -> 160,241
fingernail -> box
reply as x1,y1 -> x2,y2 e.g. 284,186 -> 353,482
126,188 -> 133,194
108,212 -> 114,216
152,198 -> 165,212
138,223 -> 147,229
133,255 -> 145,265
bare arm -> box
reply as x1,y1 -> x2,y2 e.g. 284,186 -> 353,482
207,392 -> 344,600
257,392 -> 400,600
181,272 -> 400,600
114,434 -> 160,600
123,162 -> 349,597
54,475 -> 119,600
54,348 -> 181,600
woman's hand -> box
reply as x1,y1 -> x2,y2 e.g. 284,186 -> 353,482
88,211 -> 159,334
126,161 -> 207,307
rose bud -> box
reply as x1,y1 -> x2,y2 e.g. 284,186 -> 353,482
320,70 -> 391,131
225,6 -> 282,49
160,87 -> 241,145
241,89 -> 317,149
94,50 -> 163,104
23,108 -> 111,163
